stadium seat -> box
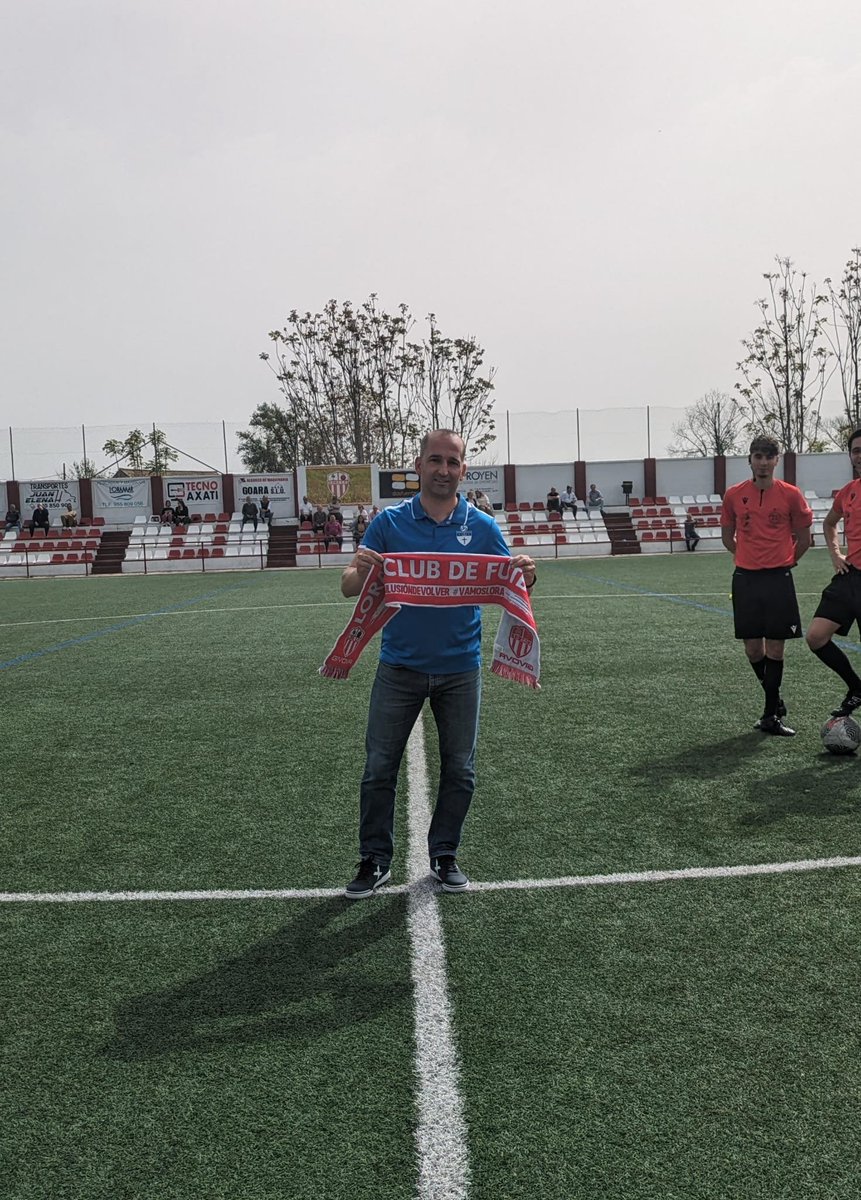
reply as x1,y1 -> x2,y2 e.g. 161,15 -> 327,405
642,532 -> 654,542
512,536 -> 525,547
642,496 -> 655,506
168,549 -> 181,560
92,517 -> 105,527
505,503 -> 517,513
555,534 -> 567,545
182,548 -> 196,559
629,497 -> 640,506
211,547 -> 225,557
51,553 -> 65,563
217,512 -> 230,522
519,502 -> 531,512
198,547 -> 210,558
655,496 -> 668,505
171,536 -> 183,547
533,501 -> 545,511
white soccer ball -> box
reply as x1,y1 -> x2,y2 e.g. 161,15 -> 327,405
821,715 -> 861,755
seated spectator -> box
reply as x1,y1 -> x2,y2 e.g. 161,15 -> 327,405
299,495 -> 314,524
466,490 -> 477,506
684,513 -> 700,551
160,504 -> 176,525
312,505 -> 328,536
5,504 -> 22,532
560,485 -> 578,515
60,501 -> 78,528
475,490 -> 494,514
30,503 -> 51,536
587,483 -> 604,512
353,504 -> 370,546
328,501 -> 344,527
173,498 -> 191,526
324,514 -> 343,549
546,487 -> 562,514
259,494 -> 273,527
241,499 -> 259,531
369,505 -> 381,521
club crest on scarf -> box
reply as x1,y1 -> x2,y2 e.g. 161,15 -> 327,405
508,624 -> 534,659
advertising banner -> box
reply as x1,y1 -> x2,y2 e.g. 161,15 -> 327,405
20,480 -> 81,524
305,465 -> 372,506
163,476 -> 223,516
378,469 -> 420,500
464,466 -> 504,507
92,478 -> 151,521
235,473 -> 295,518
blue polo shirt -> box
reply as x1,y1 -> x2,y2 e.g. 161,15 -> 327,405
362,495 -> 510,673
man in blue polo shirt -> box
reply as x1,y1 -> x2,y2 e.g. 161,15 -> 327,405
340,428 -> 536,898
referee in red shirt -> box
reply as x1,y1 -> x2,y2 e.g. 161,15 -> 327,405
806,428 -> 861,716
721,435 -> 813,736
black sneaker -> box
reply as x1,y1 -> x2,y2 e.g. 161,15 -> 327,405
758,716 -> 796,737
344,858 -> 391,900
754,698 -> 787,730
832,691 -> 861,718
430,855 -> 469,892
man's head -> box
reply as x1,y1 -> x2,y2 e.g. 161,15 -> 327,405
748,434 -> 780,482
848,429 -> 861,475
415,429 -> 466,504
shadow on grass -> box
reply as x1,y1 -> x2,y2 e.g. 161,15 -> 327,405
102,896 -> 409,1061
634,733 -> 769,782
738,757 -> 861,827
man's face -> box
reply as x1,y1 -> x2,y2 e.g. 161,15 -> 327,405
749,450 -> 778,481
415,433 -> 466,501
850,439 -> 861,476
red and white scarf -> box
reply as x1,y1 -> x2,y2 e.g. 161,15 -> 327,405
321,552 -> 540,688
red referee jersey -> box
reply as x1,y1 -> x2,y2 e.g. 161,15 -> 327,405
720,478 -> 812,569
832,480 -> 861,567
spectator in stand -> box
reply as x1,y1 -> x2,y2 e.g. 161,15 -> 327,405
328,500 -> 344,527
5,503 -> 22,532
353,504 -> 370,546
587,483 -> 604,512
299,495 -> 314,524
560,486 -> 578,515
160,504 -> 175,525
546,487 -> 562,514
369,505 -> 381,521
684,512 -> 700,551
312,505 -> 328,537
60,501 -> 78,529
324,512 -> 343,550
475,490 -> 494,514
173,498 -> 190,526
241,499 -> 259,531
30,503 -> 51,537
466,490 -> 477,506
259,494 -> 273,528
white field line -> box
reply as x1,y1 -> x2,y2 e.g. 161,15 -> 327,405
0,593 -> 755,630
405,717 -> 471,1200
4,854 -> 861,905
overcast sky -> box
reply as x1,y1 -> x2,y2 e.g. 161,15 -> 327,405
3,0 -> 861,462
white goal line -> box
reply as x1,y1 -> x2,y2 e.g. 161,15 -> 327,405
3,853 -> 861,905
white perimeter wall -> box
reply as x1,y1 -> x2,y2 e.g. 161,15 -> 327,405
795,453 -> 847,497
584,461 -> 645,507
654,459 -> 713,497
515,462 -> 577,503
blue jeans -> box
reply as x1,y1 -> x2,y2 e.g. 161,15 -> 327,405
359,661 -> 482,867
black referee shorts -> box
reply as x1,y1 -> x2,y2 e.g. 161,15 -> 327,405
731,567 -> 802,641
812,567 -> 861,636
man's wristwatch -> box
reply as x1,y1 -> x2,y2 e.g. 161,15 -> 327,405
525,575 -> 536,589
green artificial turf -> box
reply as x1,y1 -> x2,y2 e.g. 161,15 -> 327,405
1,897 -> 416,1200
442,869 -> 861,1200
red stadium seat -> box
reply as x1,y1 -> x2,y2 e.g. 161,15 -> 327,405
198,547 -> 210,558
214,535 -> 226,546
629,497 -> 641,506
65,552 -> 80,563
168,549 -> 182,560
51,553 -> 65,563
56,541 -> 70,551
641,532 -> 654,542
532,501 -> 544,511
171,537 -> 183,547
83,552 -> 94,563
505,503 -> 517,513
211,548 -> 225,558
655,496 -> 668,505
555,534 -> 567,545
203,512 -> 217,522
645,508 -> 657,518
656,530 -> 668,540
92,517 -> 105,526
642,496 -> 655,506
512,536 -> 525,547
519,502 -> 531,512
182,548 -> 196,559
217,512 -> 230,522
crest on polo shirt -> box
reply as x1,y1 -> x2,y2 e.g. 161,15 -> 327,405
456,520 -> 473,546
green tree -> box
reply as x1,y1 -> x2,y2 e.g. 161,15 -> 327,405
102,428 -> 178,474
249,297 -> 496,470
70,457 -> 99,478
667,390 -> 746,457
735,256 -> 831,451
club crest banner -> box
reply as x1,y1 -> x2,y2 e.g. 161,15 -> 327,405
305,465 -> 372,506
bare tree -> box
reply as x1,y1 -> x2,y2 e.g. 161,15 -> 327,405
822,248 -> 861,429
735,256 -> 831,451
668,390 -> 747,457
252,298 -> 496,469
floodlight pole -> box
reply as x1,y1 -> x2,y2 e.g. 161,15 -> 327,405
646,406 -> 651,458
81,424 -> 88,469
222,420 -> 229,474
8,427 -> 14,479
506,410 -> 511,464
576,408 -> 581,461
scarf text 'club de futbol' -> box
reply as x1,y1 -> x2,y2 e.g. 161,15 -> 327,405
320,552 -> 540,688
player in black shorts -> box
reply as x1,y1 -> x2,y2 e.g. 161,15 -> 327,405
806,429 -> 861,716
721,436 -> 813,736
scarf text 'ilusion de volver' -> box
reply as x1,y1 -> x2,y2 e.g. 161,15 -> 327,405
320,552 -> 540,688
